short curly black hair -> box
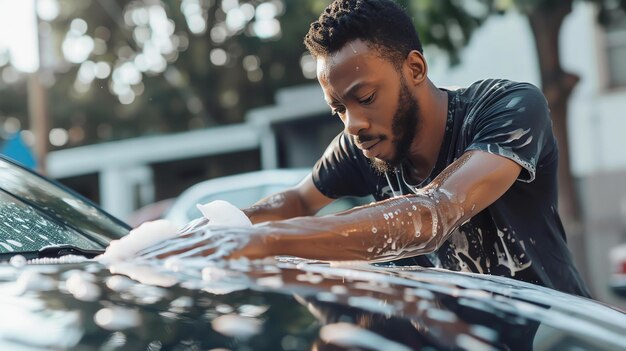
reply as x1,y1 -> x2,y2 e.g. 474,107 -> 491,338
304,0 -> 423,68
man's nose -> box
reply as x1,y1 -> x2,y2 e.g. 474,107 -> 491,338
343,110 -> 369,136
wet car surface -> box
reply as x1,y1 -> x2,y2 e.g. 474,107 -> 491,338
2,255 -> 626,350
0,156 -> 625,350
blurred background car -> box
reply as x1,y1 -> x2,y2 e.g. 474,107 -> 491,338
610,243 -> 626,298
163,168 -> 373,227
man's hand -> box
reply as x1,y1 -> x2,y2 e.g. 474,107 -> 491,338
136,224 -> 269,261
98,200 -> 255,265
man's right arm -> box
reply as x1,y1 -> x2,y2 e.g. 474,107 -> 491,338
242,173 -> 335,224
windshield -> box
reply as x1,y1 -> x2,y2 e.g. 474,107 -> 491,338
0,157 -> 129,246
0,190 -> 103,253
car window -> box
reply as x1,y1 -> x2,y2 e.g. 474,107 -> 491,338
0,190 -> 103,253
0,158 -> 129,244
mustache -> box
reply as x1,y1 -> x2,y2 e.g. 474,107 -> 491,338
355,134 -> 387,144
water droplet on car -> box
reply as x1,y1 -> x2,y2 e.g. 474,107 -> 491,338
94,307 -> 141,330
211,314 -> 262,339
9,255 -> 26,268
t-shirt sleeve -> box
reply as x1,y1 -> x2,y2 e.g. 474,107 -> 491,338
465,83 -> 552,183
312,132 -> 373,198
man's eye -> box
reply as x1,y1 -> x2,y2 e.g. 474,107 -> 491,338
332,107 -> 346,116
359,93 -> 375,105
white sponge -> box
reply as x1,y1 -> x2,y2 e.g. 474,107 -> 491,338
196,200 -> 252,227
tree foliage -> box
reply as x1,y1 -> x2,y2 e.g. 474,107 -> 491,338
1,0 -> 330,148
0,1 -> 624,147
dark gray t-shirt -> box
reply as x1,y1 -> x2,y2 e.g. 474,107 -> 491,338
312,79 -> 590,297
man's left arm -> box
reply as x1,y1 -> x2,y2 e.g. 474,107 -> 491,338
230,150 -> 521,261
227,84 -> 550,261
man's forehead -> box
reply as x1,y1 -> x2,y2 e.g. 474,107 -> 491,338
316,39 -> 374,74
316,40 -> 384,95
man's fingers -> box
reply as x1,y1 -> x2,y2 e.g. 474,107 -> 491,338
178,217 -> 210,235
136,225 -> 254,261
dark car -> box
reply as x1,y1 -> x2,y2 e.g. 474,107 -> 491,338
0,156 -> 625,350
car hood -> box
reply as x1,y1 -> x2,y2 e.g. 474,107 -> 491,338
0,257 -> 624,350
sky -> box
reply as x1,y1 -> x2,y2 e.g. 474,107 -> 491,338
0,0 -> 49,73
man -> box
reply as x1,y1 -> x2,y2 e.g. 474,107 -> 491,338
153,0 -> 590,297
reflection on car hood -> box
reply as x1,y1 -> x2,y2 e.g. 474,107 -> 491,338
0,257 -> 625,350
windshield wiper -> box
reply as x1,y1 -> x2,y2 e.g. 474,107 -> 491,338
38,245 -> 104,259
0,245 -> 105,262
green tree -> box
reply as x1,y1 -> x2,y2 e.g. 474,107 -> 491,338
2,0 -> 328,148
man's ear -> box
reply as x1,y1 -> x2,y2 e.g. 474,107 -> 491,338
404,50 -> 427,86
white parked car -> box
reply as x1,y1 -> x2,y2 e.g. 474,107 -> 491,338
610,242 -> 626,297
164,168 -> 372,226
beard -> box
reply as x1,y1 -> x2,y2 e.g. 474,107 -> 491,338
370,79 -> 420,174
